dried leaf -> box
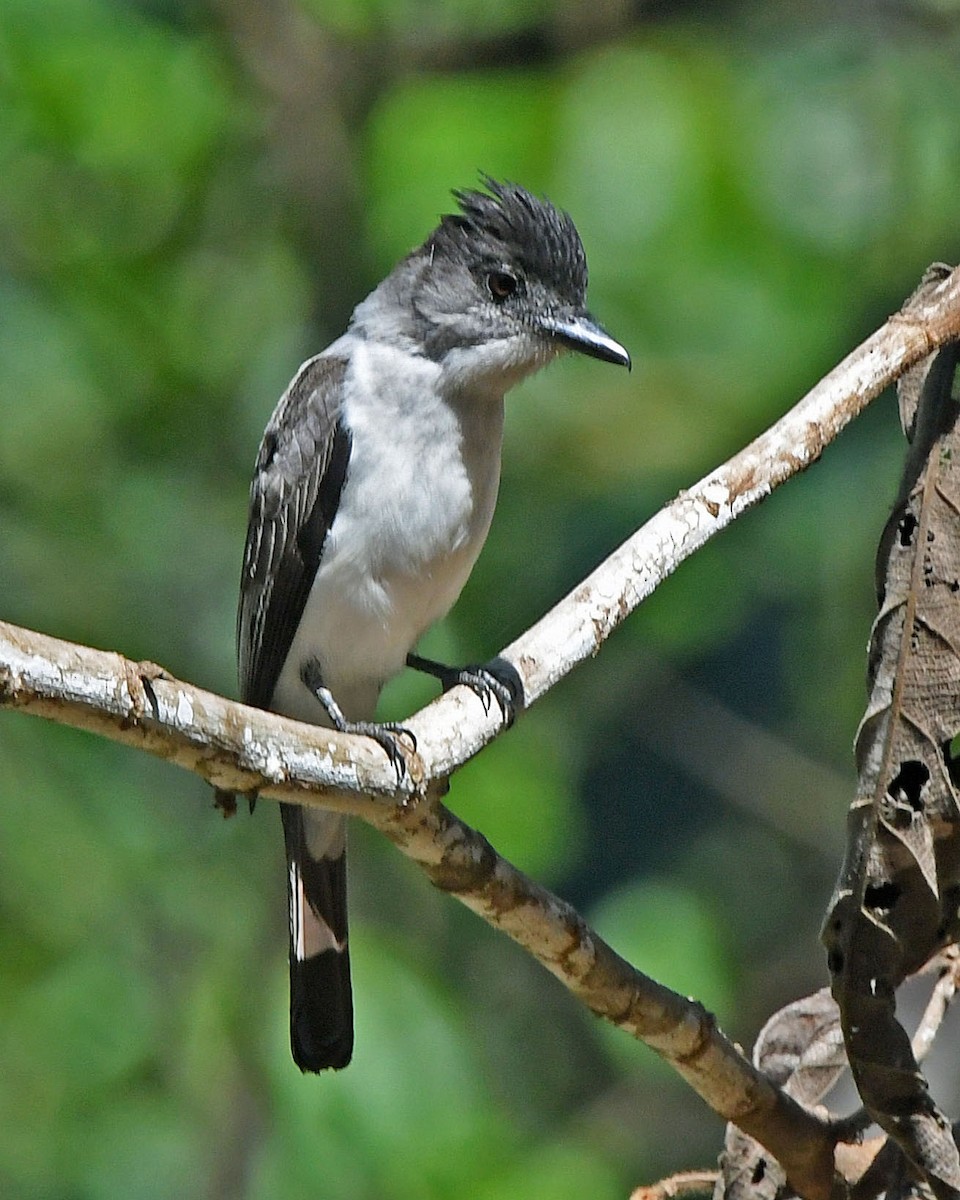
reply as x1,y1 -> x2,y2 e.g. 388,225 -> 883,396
753,987 -> 846,1108
823,327 -> 960,1200
715,990 -> 845,1200
716,1125 -> 786,1200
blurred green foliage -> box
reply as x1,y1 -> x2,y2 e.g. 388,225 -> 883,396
2,1 -> 960,1196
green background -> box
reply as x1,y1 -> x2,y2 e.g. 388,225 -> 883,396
2,1 -> 960,1196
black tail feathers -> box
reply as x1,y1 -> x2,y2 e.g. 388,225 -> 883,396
281,803 -> 353,1072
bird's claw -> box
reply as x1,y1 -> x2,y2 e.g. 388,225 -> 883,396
455,665 -> 518,727
300,663 -> 417,785
439,662 -> 518,724
406,653 -> 520,727
354,721 -> 417,785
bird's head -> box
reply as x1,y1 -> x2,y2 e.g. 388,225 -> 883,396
359,178 -> 630,391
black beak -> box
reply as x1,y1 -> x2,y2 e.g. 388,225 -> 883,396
540,312 -> 631,370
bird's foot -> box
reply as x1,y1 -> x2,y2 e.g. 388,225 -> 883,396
342,718 -> 417,783
300,660 -> 416,784
406,654 -> 520,727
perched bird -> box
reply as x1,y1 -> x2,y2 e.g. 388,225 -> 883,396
235,178 -> 630,1071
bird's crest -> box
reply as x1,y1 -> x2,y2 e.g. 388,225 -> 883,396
427,176 -> 588,301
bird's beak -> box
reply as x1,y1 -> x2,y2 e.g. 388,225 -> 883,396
540,312 -> 631,370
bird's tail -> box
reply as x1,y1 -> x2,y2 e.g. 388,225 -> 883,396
280,803 -> 353,1071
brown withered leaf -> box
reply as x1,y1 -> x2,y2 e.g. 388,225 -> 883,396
752,987 -> 846,1108
716,1125 -> 786,1200
823,328 -> 960,1200
716,990 -> 846,1200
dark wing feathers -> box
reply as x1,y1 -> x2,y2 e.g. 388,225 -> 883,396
238,355 -> 351,710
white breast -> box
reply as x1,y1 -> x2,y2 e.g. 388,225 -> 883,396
271,339 -> 504,724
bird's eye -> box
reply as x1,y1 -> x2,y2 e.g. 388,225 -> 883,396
487,270 -> 518,301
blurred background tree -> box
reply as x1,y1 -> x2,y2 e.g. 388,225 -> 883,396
3,1 -> 960,1196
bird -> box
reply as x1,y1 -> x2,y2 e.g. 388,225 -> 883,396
234,177 -> 630,1072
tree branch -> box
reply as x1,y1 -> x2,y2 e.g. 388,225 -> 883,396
4,264 -> 960,1200
10,265 -> 960,797
0,620 -> 838,1199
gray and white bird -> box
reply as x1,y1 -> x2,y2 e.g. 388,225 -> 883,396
235,179 -> 630,1072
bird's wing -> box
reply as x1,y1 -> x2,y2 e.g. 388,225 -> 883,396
238,354 -> 351,710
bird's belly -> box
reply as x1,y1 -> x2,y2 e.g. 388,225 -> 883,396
276,538 -> 479,721
271,353 -> 504,724
273,469 -> 494,723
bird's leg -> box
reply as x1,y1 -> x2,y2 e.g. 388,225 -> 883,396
299,659 -> 417,783
406,653 -> 519,727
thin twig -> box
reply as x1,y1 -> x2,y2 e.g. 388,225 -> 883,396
631,1169 -> 719,1200
912,947 -> 960,1064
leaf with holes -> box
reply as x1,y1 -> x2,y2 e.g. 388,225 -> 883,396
823,312 -> 960,1199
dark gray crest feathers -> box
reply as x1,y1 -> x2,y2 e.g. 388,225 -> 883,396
426,178 -> 588,304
